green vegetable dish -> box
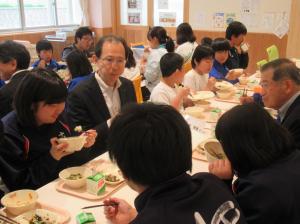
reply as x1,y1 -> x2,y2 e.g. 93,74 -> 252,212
66,173 -> 82,180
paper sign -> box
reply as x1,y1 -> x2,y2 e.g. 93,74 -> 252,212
159,12 -> 177,27
213,12 -> 224,28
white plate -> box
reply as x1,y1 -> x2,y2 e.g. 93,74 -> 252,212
14,208 -> 64,224
215,81 -> 233,90
189,91 -> 215,101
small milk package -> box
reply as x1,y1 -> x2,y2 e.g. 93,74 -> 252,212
86,172 -> 106,195
76,212 -> 96,224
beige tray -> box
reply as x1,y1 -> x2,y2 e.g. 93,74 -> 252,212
215,96 -> 240,104
1,202 -> 71,223
192,150 -> 207,162
56,180 -> 125,201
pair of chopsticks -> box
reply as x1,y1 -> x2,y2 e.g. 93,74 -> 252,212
82,202 -> 119,209
0,214 -> 19,224
242,87 -> 248,97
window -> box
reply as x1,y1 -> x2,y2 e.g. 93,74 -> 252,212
120,0 -> 148,26
0,0 -> 82,32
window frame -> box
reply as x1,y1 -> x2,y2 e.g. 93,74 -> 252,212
0,0 -> 81,33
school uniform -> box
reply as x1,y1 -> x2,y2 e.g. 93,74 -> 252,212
0,111 -> 91,191
183,69 -> 209,92
209,60 -> 238,84
233,150 -> 300,224
225,47 -> 249,69
132,173 -> 246,224
0,80 -> 5,88
144,47 -> 167,92
61,44 -> 91,62
32,59 -> 66,71
68,73 -> 93,92
175,41 -> 198,63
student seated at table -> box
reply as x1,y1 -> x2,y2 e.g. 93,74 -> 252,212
183,45 -> 216,92
32,40 -> 66,71
143,26 -> 175,92
150,53 -> 191,110
175,22 -> 198,63
209,38 -> 240,84
103,103 -> 246,224
66,50 -> 93,92
209,103 -> 300,224
0,68 -> 97,190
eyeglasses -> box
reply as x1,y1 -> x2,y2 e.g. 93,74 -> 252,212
101,57 -> 126,66
81,36 -> 93,42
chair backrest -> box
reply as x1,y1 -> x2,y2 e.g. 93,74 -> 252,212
183,60 -> 192,74
266,45 -> 279,62
130,42 -> 144,48
132,75 -> 143,103
256,59 -> 268,69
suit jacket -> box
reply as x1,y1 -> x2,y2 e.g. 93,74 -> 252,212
67,74 -> 137,157
281,95 -> 300,149
0,71 -> 28,119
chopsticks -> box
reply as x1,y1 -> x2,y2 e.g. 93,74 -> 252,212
242,88 -> 248,97
82,203 -> 119,209
0,214 -> 20,224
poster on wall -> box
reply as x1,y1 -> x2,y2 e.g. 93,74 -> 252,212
128,13 -> 141,24
158,0 -> 168,9
128,0 -> 142,9
159,12 -> 177,26
213,12 -> 225,28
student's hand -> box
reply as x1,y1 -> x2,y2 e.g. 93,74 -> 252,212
209,159 -> 233,180
239,96 -> 254,105
226,69 -> 243,80
49,137 -> 72,160
177,86 -> 190,99
82,129 -> 97,148
38,59 -> 46,69
207,77 -> 216,91
104,198 -> 137,224
183,98 -> 194,108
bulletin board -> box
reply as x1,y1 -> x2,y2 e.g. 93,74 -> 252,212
189,0 -> 291,36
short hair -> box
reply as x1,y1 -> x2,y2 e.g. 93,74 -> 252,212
200,37 -> 213,46
261,58 -> 300,85
13,68 -> 67,127
0,40 -> 30,70
176,22 -> 196,45
147,26 -> 175,52
66,50 -> 93,79
94,35 -> 126,58
225,21 -> 247,40
191,45 -> 214,69
215,103 -> 295,176
75,27 -> 93,43
108,103 -> 192,187
36,39 -> 53,53
211,38 -> 231,52
160,52 -> 184,77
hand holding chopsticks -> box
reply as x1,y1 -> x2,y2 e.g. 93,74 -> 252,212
82,202 -> 118,209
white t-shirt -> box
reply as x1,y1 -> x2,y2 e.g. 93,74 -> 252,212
175,41 -> 198,63
183,69 -> 209,92
121,66 -> 140,80
150,81 -> 178,106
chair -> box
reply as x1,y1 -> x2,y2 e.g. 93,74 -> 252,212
130,42 -> 144,48
183,60 -> 192,74
256,59 -> 268,69
132,75 -> 143,103
266,45 -> 279,62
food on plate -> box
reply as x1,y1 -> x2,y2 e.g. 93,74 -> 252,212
66,173 -> 82,180
74,125 -> 83,133
214,81 -> 233,91
105,174 -> 120,182
86,173 -> 106,196
188,91 -> 215,101
14,208 -> 60,224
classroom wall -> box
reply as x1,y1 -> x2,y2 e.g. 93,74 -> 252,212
286,0 -> 300,58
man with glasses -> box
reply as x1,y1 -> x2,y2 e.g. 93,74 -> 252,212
61,26 -> 93,61
67,35 -> 137,158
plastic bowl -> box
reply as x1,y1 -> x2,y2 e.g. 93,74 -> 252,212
238,76 -> 248,85
216,90 -> 234,99
57,136 -> 87,153
184,106 -> 205,119
1,190 -> 38,215
59,167 -> 92,189
204,140 -> 226,163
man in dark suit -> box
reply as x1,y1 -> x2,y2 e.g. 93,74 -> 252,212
67,35 -> 137,157
0,40 -> 30,118
260,58 -> 300,149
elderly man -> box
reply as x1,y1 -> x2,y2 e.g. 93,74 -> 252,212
0,40 -> 30,118
260,58 -> 300,149
67,35 -> 137,157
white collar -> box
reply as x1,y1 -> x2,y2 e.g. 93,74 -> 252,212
5,69 -> 27,84
95,71 -> 122,92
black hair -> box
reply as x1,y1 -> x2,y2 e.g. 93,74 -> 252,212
13,68 -> 67,127
215,103 -> 295,176
0,40 -> 30,70
200,37 -> 213,46
147,26 -> 175,52
0,121 -> 3,145
191,45 -> 214,69
36,39 -> 53,53
75,27 -> 93,43
225,21 -> 247,40
108,103 -> 192,187
94,35 -> 126,58
211,38 -> 231,52
66,50 -> 93,79
160,53 -> 184,77
176,22 -> 196,45
125,47 -> 136,68
261,58 -> 300,85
